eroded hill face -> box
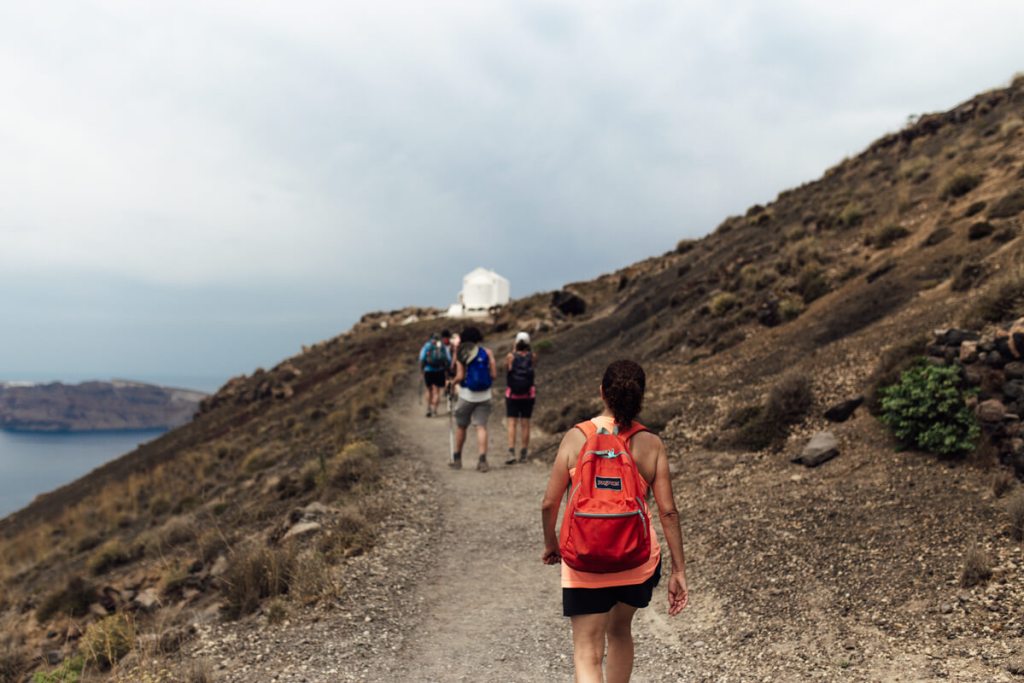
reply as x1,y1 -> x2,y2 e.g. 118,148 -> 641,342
2,77 -> 1024,679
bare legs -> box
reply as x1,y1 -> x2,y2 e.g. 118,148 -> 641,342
454,424 -> 487,457
506,417 -> 531,452
570,603 -> 638,683
426,385 -> 441,415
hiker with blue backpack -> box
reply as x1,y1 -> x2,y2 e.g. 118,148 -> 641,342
505,331 -> 537,465
451,326 -> 497,472
419,332 -> 452,418
540,360 -> 688,683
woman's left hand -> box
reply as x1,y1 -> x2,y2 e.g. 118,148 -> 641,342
541,544 -> 562,565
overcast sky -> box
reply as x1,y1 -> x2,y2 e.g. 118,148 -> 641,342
2,1 -> 1023,389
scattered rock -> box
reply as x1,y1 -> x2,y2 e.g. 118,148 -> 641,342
977,399 -> 1008,423
551,290 -> 586,316
824,397 -> 864,423
133,587 -> 162,612
283,521 -> 322,540
959,340 -> 979,364
792,431 -> 839,467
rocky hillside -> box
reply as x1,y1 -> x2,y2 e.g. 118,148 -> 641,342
0,381 -> 206,432
3,77 -> 1024,680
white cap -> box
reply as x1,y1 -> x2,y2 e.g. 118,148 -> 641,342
515,331 -> 531,345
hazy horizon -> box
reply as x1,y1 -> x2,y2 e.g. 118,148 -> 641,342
3,1 -> 1024,383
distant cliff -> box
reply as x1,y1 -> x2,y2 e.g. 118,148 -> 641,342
0,380 -> 206,432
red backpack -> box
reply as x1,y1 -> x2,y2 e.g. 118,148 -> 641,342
559,420 -> 651,573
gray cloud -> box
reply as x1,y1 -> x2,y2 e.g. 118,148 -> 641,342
2,0 -> 1023,381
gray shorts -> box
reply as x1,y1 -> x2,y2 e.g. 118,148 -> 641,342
454,398 -> 491,428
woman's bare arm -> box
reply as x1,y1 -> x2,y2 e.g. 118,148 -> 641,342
540,429 -> 584,564
650,437 -> 689,615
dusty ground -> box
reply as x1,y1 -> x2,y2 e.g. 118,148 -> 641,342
187,374 -> 1024,682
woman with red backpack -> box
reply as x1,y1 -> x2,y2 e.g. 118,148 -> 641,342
504,331 -> 537,465
540,360 -> 688,683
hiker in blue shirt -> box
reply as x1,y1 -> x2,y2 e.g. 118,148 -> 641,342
420,333 -> 452,418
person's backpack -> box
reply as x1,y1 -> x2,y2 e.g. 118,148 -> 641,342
425,341 -> 448,370
462,346 -> 492,392
559,421 -> 651,573
507,352 -> 534,394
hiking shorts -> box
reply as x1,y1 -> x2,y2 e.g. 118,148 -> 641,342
423,370 -> 446,388
562,560 -> 662,617
505,397 -> 535,419
454,398 -> 491,428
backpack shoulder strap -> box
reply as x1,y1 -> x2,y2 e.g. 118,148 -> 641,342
616,421 -> 648,445
574,420 -> 597,440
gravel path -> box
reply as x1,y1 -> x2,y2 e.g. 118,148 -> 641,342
190,376 -> 694,681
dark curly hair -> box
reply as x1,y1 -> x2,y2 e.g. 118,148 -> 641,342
601,360 -> 646,428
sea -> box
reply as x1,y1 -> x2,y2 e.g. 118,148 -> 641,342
0,374 -> 226,520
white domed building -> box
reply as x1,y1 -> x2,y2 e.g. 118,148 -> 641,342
447,267 -> 510,318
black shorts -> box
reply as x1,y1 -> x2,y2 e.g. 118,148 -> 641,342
562,560 -> 661,617
423,370 -> 446,388
505,397 -> 535,418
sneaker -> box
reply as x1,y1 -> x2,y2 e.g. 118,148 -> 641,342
505,449 -> 517,465
426,410 -> 432,418
518,448 -> 529,463
449,455 -> 462,469
477,457 -> 489,473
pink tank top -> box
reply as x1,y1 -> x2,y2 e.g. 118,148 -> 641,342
561,416 -> 661,589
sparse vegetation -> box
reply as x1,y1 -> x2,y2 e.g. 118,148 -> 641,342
221,542 -> 296,618
675,239 -> 697,254
836,202 -> 865,229
795,266 -> 830,304
964,201 -> 987,217
879,360 -> 979,456
941,172 -> 982,199
709,292 -> 740,317
960,268 -> 1024,328
866,225 -> 910,249
80,614 -> 135,670
88,539 -> 133,576
0,640 -> 28,683
1009,494 -> 1024,542
952,259 -> 988,292
778,296 -> 805,322
31,656 -> 84,683
36,577 -> 97,623
728,373 -> 813,451
923,226 -> 953,247
328,441 -> 380,491
959,547 -> 993,587
992,470 -> 1015,498
968,221 -> 995,240
989,188 -> 1024,218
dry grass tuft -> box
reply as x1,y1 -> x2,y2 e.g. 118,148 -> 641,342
992,470 -> 1016,498
88,539 -> 134,576
80,614 -> 135,671
959,547 -> 993,587
220,542 -> 296,619
328,442 -> 380,491
728,374 -> 813,451
1009,494 -> 1024,542
36,576 -> 97,623
0,637 -> 28,683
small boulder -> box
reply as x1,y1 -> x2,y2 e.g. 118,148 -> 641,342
133,588 -> 161,612
959,341 -> 979,364
283,521 -> 322,541
824,397 -> 864,423
551,290 -> 586,317
988,350 -> 1007,368
977,399 -> 1008,423
792,431 -> 839,467
1005,381 -> 1024,401
1006,362 -> 1024,380
936,329 -> 980,346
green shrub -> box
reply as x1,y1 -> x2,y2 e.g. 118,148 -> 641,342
709,292 -> 740,317
879,360 -> 979,456
31,656 -> 83,683
534,339 -> 553,353
989,189 -> 1024,218
941,172 -> 982,199
778,296 -> 805,321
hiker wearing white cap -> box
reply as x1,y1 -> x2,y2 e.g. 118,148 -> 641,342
505,331 -> 538,465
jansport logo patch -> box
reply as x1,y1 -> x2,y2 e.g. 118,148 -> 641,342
595,476 -> 622,491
